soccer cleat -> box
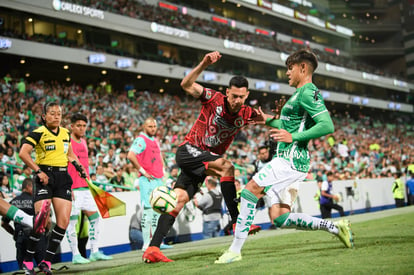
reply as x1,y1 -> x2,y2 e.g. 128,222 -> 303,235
214,249 -> 242,264
33,200 -> 50,235
142,246 -> 174,263
89,251 -> 113,261
232,223 -> 262,235
38,260 -> 52,275
72,254 -> 91,264
22,261 -> 36,275
248,224 -> 261,235
335,219 -> 354,248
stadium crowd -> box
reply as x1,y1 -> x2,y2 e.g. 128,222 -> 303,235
0,0 -> 401,80
1,76 -> 413,198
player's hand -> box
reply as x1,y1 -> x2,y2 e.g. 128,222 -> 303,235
248,107 -> 273,125
203,51 -> 222,66
38,172 -> 49,186
143,171 -> 154,181
270,128 -> 292,143
79,170 -> 87,179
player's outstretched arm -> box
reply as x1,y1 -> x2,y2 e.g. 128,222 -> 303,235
181,51 -> 222,98
248,106 -> 272,125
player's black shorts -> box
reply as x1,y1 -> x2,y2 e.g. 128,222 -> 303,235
34,166 -> 73,202
175,142 -> 221,198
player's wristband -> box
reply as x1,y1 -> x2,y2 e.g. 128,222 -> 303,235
35,169 -> 42,174
139,167 -> 147,175
71,161 -> 83,172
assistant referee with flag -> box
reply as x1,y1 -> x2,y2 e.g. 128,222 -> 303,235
19,101 -> 86,275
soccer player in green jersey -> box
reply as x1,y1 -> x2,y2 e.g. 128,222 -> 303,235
216,49 -> 354,264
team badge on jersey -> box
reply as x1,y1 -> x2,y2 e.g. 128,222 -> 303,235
63,142 -> 69,153
205,89 -> 213,100
234,117 -> 244,128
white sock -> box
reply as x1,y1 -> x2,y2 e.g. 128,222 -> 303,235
276,212 -> 338,234
16,209 -> 33,228
66,216 -> 80,256
229,189 -> 258,254
88,212 -> 100,254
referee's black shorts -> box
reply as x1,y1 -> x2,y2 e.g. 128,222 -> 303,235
175,142 -> 221,198
33,166 -> 73,202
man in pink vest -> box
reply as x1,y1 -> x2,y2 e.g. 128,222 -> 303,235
127,117 -> 169,251
66,113 -> 112,264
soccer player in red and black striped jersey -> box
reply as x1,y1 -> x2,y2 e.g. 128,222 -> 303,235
143,51 -> 262,263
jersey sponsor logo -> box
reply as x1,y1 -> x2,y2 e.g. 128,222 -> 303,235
185,143 -> 202,157
277,149 -> 307,160
37,189 -> 49,196
45,144 -> 56,151
280,115 -> 290,121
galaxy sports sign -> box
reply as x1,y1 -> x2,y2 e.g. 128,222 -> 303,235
52,0 -> 104,20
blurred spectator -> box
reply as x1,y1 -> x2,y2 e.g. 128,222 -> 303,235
406,171 -> 414,206
15,165 -> 33,195
122,164 -> 138,190
110,167 -> 126,192
320,171 -> 345,218
194,178 -> 223,239
165,165 -> 179,189
95,165 -> 111,191
392,171 -> 405,208
1,175 -> 14,199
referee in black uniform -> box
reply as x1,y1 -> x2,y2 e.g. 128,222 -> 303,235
19,101 -> 86,275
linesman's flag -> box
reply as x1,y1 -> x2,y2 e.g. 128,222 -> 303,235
86,178 -> 126,218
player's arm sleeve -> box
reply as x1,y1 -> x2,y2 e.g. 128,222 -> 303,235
199,88 -> 217,104
22,131 -> 42,147
129,137 -> 146,155
321,181 -> 329,191
291,90 -> 334,141
291,112 -> 334,141
265,118 -> 281,128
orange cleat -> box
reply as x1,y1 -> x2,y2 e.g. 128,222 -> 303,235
142,246 -> 174,263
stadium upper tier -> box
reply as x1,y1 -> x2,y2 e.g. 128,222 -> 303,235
0,0 -> 412,112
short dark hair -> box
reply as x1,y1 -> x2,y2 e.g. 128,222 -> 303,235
71,113 -> 88,124
285,49 -> 318,72
326,171 -> 334,177
43,101 -> 60,114
22,178 -> 33,190
258,145 -> 269,152
229,75 -> 249,89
